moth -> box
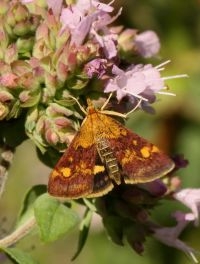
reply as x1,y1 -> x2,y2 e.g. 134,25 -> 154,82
48,96 -> 174,198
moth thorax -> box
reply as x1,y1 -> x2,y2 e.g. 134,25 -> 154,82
96,137 -> 121,185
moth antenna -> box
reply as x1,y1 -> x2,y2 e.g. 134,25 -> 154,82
67,95 -> 87,115
101,93 -> 113,111
124,98 -> 143,118
101,98 -> 142,119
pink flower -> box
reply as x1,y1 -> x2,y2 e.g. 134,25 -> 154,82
60,0 -> 120,58
173,211 -> 196,223
173,188 -> 200,226
20,0 -> 34,3
60,5 -> 96,46
60,0 -> 113,45
134,30 -> 160,58
91,8 -> 122,59
84,58 -> 107,78
47,0 -> 63,16
76,0 -> 114,13
104,64 -> 164,101
93,31 -> 118,59
153,212 -> 198,263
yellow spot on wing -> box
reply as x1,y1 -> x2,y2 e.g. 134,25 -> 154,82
140,146 -> 151,158
51,170 -> 60,178
94,165 -> 105,174
75,161 -> 92,175
132,140 -> 137,145
122,149 -> 135,165
60,167 -> 71,177
152,146 -> 159,153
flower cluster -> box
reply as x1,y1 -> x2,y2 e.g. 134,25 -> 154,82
0,0 -> 176,151
0,0 -> 198,262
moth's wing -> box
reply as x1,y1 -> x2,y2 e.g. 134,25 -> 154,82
87,154 -> 114,198
102,116 -> 175,184
48,119 -> 113,199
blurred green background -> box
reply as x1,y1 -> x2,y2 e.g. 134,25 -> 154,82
1,0 -> 200,263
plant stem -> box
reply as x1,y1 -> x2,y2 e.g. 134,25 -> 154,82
0,216 -> 36,248
0,145 -> 15,198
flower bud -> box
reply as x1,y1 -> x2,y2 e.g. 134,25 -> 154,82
13,20 -> 32,36
45,128 -> 59,145
0,73 -> 18,88
46,103 -> 73,117
0,102 -> 9,120
16,37 -> 34,56
0,20 -> 9,59
56,61 -> 69,82
4,2 -> 39,38
54,117 -> 72,128
0,91 -> 14,102
118,29 -> 137,52
0,0 -> 9,15
5,44 -> 18,64
15,3 -> 29,22
134,30 -> 160,58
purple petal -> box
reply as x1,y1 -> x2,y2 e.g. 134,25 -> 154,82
84,59 -> 107,78
134,30 -> 160,58
47,0 -> 63,16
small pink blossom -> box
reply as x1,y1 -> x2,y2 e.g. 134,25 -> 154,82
47,0 -> 63,16
19,91 -> 30,103
118,28 -> 137,52
60,0 -> 120,53
153,212 -> 198,263
0,91 -> 14,102
60,6 -> 95,46
45,128 -> 59,145
84,58 -> 107,78
91,8 -> 122,59
173,211 -> 196,223
93,32 -> 118,59
104,64 -> 164,101
20,0 -> 34,3
75,0 -> 114,14
134,30 -> 160,58
173,188 -> 200,226
54,117 -> 71,128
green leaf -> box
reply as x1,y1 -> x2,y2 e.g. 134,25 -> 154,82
34,194 -> 79,242
17,185 -> 47,227
72,208 -> 93,261
1,247 -> 39,264
83,198 -> 97,212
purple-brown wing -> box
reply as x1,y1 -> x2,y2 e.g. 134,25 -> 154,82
103,118 -> 174,183
48,135 -> 113,198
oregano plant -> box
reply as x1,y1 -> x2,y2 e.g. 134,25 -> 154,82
0,0 -> 199,263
